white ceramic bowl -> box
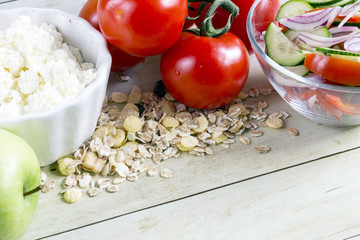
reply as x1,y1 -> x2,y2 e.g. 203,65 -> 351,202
0,8 -> 111,166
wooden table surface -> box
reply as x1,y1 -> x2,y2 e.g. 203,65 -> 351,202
1,0 -> 360,239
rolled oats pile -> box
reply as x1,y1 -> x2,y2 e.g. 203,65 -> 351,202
45,79 -> 299,203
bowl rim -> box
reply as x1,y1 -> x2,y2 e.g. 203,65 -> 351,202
0,7 -> 111,123
246,0 -> 360,94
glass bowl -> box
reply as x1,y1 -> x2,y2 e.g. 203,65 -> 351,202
247,0 -> 360,126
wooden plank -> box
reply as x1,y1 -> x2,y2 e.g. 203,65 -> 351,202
41,148 -> 360,240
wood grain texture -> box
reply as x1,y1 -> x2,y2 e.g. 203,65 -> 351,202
42,148 -> 360,240
0,0 -> 358,239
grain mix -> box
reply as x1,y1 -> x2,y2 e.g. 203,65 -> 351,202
41,78 -> 299,203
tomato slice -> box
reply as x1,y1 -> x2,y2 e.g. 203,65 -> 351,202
337,14 -> 360,23
325,94 -> 360,116
283,87 -> 343,121
304,53 -> 360,86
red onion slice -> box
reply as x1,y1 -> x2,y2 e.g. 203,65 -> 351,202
305,73 -> 327,83
344,36 -> 360,52
329,26 -> 359,35
279,7 -> 341,31
298,29 -> 360,47
338,3 -> 360,28
339,1 -> 360,16
325,6 -> 343,28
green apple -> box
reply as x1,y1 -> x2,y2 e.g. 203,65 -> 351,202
0,129 -> 41,240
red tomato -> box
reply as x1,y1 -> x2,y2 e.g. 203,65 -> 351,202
194,0 -> 280,53
78,0 -> 144,72
160,31 -> 249,109
304,53 -> 360,86
79,0 -> 99,29
107,44 -> 144,72
97,0 -> 188,57
253,0 -> 281,33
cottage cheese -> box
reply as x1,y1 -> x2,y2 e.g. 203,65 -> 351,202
0,15 -> 97,118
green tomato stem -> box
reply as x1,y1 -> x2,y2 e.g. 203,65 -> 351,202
187,0 -> 239,37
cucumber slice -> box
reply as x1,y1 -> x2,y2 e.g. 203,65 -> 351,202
276,0 -> 313,21
329,54 -> 360,61
303,0 -> 342,7
311,27 -> 331,37
315,47 -> 360,56
284,26 -> 331,41
265,22 -> 305,66
284,64 -> 310,76
323,0 -> 355,7
301,48 -> 360,62
283,30 -> 299,41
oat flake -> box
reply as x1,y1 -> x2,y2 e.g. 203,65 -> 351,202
160,168 -> 173,178
255,145 -> 271,153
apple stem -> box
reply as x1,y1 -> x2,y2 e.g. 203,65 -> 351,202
23,185 -> 42,197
